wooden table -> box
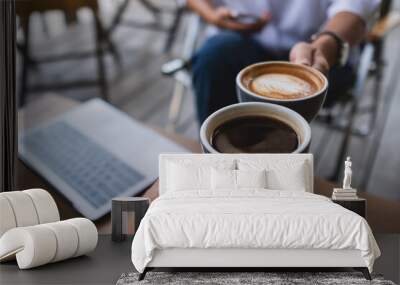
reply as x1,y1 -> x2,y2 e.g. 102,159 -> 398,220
17,94 -> 400,234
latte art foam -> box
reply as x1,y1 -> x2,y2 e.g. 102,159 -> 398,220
249,73 -> 318,99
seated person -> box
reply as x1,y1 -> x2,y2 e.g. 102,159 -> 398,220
187,0 -> 380,122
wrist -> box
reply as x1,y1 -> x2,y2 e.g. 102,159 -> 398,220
311,34 -> 338,68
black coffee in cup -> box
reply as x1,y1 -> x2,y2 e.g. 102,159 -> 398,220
211,115 -> 299,153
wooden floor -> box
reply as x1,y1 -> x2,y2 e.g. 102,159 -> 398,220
18,0 -> 400,201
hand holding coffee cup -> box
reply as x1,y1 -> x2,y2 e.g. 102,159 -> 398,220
290,42 -> 330,75
236,61 -> 328,122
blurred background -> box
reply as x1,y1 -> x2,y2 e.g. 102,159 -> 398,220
16,0 -> 400,208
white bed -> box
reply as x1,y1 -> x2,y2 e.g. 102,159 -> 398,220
131,154 -> 380,280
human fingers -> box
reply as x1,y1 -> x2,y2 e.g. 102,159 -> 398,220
221,20 -> 258,31
312,49 -> 329,74
289,42 -> 313,66
248,12 -> 271,31
220,11 -> 271,32
215,7 -> 235,19
211,6 -> 235,26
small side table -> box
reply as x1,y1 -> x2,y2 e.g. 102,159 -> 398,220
332,198 -> 366,218
112,197 -> 150,242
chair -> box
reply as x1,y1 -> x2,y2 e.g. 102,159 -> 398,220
106,0 -> 186,53
16,0 -> 121,106
161,12 -> 203,131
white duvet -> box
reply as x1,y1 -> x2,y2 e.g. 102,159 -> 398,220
131,190 -> 380,273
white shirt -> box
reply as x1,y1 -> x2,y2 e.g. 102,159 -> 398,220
209,0 -> 380,52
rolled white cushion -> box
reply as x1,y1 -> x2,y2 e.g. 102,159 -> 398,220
0,218 -> 98,269
42,222 -> 79,262
65,218 -> 98,257
23,189 -> 60,224
0,196 -> 17,237
0,226 -> 57,269
1,192 -> 39,227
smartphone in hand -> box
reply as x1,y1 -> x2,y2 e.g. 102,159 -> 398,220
231,13 -> 263,24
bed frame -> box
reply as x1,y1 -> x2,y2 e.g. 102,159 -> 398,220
139,154 -> 371,281
139,248 -> 370,280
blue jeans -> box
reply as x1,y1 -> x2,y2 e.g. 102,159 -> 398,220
192,32 -> 355,123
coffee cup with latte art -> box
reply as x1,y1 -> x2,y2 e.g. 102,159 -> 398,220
236,61 -> 328,122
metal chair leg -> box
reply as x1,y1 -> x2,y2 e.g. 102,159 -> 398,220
139,0 -> 161,15
365,40 -> 384,134
166,81 -> 186,131
104,34 -> 122,70
108,0 -> 130,34
163,7 -> 184,53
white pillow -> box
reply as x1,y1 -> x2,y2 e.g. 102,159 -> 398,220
267,164 -> 307,191
211,168 -> 236,190
166,159 -> 235,192
236,169 -> 267,189
237,159 -> 309,191
211,169 -> 267,190
167,163 -> 210,191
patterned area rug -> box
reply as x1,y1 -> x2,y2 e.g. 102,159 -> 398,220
117,272 -> 396,285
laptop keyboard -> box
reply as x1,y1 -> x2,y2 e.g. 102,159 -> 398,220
21,121 -> 145,208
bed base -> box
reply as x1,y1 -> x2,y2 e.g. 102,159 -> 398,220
138,267 -> 371,281
138,248 -> 372,281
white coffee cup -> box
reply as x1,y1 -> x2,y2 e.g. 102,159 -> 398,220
200,102 -> 311,154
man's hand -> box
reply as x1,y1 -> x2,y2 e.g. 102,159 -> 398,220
289,42 -> 330,74
290,11 -> 368,75
210,7 -> 271,33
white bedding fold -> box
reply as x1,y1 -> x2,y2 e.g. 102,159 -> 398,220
131,191 -> 380,273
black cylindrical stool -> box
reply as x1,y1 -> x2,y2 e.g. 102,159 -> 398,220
111,197 -> 149,242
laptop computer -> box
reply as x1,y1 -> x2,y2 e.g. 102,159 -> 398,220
19,98 -> 188,220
